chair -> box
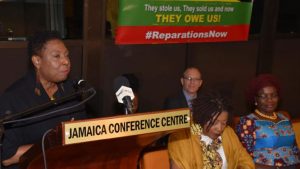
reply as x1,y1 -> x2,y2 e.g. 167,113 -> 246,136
231,116 -> 240,129
292,119 -> 300,149
139,146 -> 170,169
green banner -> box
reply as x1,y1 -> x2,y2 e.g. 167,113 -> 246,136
119,0 -> 252,26
116,0 -> 253,44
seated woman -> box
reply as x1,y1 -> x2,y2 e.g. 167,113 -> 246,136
168,91 -> 254,169
236,74 -> 300,169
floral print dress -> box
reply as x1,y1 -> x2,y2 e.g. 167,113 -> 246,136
236,113 -> 300,167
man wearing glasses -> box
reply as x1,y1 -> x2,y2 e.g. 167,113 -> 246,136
154,67 -> 202,147
164,67 -> 203,111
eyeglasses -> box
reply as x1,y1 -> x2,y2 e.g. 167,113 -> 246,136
257,94 -> 279,100
183,76 -> 201,82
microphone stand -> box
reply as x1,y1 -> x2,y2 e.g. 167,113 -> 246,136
1,90 -> 84,123
0,87 -> 95,169
124,107 -> 129,115
123,100 -> 133,115
124,106 -> 133,115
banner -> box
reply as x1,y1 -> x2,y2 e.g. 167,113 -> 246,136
116,0 -> 253,44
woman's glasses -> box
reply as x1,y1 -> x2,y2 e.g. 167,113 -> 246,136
257,94 -> 279,100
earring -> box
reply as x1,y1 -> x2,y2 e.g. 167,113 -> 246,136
255,102 -> 258,106
34,87 -> 41,96
34,73 -> 41,96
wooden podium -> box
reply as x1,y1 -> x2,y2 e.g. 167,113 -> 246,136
19,109 -> 190,169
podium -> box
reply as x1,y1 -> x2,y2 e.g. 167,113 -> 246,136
19,109 -> 190,169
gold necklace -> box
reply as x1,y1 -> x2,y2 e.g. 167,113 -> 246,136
255,109 -> 277,120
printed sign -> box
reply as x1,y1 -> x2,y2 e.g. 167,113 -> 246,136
62,109 -> 190,145
116,0 -> 253,44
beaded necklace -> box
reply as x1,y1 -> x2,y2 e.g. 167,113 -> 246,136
255,109 -> 277,120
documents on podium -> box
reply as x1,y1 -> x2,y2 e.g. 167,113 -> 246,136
20,108 -> 191,169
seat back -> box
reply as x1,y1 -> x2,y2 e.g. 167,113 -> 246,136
231,116 -> 240,129
292,119 -> 300,148
139,147 -> 170,169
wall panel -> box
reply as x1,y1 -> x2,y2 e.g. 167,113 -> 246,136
187,41 -> 259,115
0,41 -> 83,94
101,41 -> 187,116
273,39 -> 300,117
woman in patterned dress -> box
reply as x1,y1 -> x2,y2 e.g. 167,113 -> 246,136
236,74 -> 300,169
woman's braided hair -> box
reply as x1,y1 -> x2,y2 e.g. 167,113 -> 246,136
192,91 -> 232,132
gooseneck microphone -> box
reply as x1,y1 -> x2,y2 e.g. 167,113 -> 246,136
0,79 -> 96,169
73,79 -> 87,91
113,76 -> 135,115
1,79 -> 96,124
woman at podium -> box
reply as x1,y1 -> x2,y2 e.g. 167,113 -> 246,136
168,91 -> 254,169
0,31 -> 87,169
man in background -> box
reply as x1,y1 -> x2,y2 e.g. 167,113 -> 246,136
164,67 -> 203,111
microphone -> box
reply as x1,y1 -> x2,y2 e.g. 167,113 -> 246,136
113,76 -> 135,114
1,79 -> 96,124
73,79 -> 87,91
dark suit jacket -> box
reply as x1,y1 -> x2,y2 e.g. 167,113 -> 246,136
157,91 -> 189,147
164,91 -> 188,110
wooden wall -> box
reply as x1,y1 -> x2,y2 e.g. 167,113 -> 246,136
273,39 -> 300,117
0,40 -> 83,93
101,41 -> 186,116
187,41 -> 258,116
96,39 -> 300,118
0,39 -> 300,118
1,1 -> 300,119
